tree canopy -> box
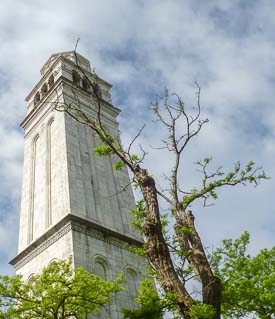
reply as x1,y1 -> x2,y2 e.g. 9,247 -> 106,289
0,257 -> 122,319
211,232 -> 275,319
124,232 -> 275,319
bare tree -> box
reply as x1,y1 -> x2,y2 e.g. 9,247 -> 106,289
55,48 -> 267,319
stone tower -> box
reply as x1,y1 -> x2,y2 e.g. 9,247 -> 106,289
10,51 -> 147,317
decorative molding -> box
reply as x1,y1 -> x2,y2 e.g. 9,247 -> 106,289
11,221 -> 72,271
71,223 -> 128,249
10,214 -> 143,271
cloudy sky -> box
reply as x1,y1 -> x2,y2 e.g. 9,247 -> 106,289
0,0 -> 275,275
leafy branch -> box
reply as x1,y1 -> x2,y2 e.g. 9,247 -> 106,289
181,158 -> 268,210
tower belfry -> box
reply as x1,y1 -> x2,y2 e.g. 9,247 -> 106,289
10,51 -> 147,317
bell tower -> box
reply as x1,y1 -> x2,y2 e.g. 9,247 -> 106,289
10,51 -> 147,317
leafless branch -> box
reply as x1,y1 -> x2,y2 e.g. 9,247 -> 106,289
106,180 -> 134,198
127,124 -> 146,155
156,189 -> 175,207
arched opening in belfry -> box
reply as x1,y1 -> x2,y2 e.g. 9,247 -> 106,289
34,92 -> 40,106
41,83 -> 48,97
48,74 -> 54,88
82,78 -> 90,91
72,70 -> 81,85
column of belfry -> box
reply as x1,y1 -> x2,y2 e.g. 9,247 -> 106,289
10,51 -> 148,318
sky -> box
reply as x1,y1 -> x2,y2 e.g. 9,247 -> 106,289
0,0 -> 275,275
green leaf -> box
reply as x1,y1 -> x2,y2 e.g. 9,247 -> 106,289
122,279 -> 163,319
130,200 -> 146,233
130,154 -> 140,162
112,160 -> 126,170
93,145 -> 113,156
189,303 -> 216,319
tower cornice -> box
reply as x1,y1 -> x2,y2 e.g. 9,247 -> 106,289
10,214 -> 144,271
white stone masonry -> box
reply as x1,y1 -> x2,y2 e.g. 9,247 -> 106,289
10,51 -> 148,319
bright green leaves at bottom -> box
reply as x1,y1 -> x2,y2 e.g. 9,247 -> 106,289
0,257 -> 122,319
188,303 -> 216,319
211,232 -> 275,319
122,280 -> 216,319
122,279 -> 163,319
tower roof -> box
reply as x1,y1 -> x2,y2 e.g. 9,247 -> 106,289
40,51 -> 91,75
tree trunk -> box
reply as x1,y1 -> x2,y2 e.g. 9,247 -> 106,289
175,210 -> 221,319
135,167 -> 194,317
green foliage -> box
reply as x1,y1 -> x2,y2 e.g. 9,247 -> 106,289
211,232 -> 275,319
0,257 -> 122,319
122,279 -> 163,319
124,243 -> 147,256
130,200 -> 146,233
112,160 -> 126,170
202,157 -> 211,165
94,144 -> 123,173
180,225 -> 193,235
130,154 -> 140,162
96,131 -> 115,145
188,303 -> 216,319
125,231 -> 275,319
131,200 -> 168,236
123,280 -> 215,319
93,145 -> 113,156
181,159 -> 268,210
164,292 -> 178,313
93,131 -> 122,158
132,182 -> 139,190
73,109 -> 82,117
